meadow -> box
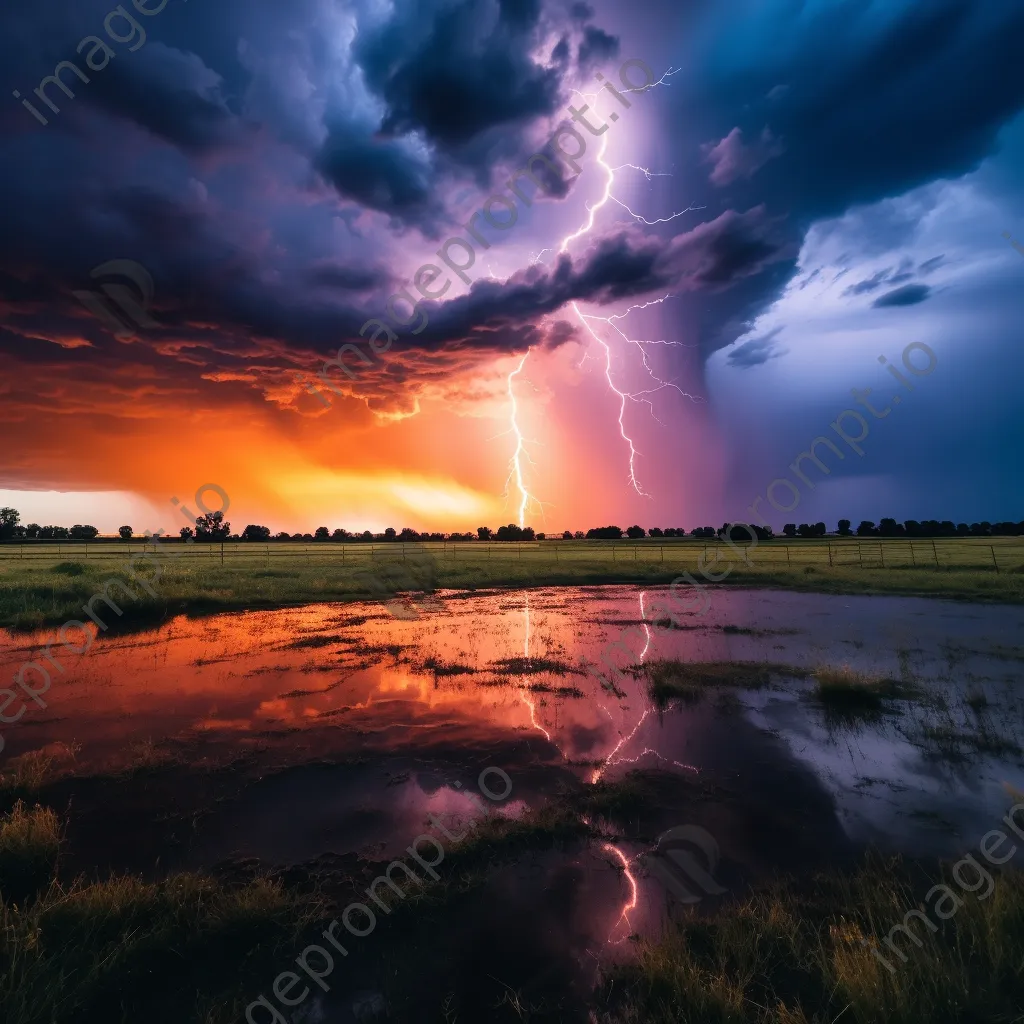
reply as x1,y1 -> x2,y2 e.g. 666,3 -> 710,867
1,536 -> 1022,629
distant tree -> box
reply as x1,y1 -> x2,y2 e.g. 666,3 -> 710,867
956,523 -> 970,536
332,529 -> 350,541
23,523 -> 40,539
574,531 -> 585,539
118,525 -> 133,541
562,530 -> 573,540
314,526 -> 330,541
180,527 -> 194,540
586,526 -> 623,540
242,525 -> 272,542
522,527 -> 535,541
663,529 -> 678,538
195,511 -> 231,542
399,528 -> 420,541
837,519 -> 852,536
940,521 -> 956,535
0,507 -> 20,540
70,525 -> 99,539
626,525 -> 646,539
783,524 -> 797,538
649,527 -> 664,538
361,530 -> 373,541
857,521 -> 877,536
536,533 -> 546,540
477,526 -> 492,541
878,518 -> 904,537
814,522 -> 827,537
384,527 -> 397,541
301,533 -> 314,542
274,531 -> 291,541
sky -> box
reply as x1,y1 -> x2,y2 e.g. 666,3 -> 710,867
1,0 -> 1022,535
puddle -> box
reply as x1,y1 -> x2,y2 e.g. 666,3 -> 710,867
3,584 -> 1023,1015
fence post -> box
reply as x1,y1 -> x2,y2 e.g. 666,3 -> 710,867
991,545 -> 999,572
931,540 -> 938,568
613,545 -> 616,562
221,542 -> 225,566
880,545 -> 885,568
910,543 -> 916,567
785,545 -> 790,566
660,545 -> 664,563
266,544 -> 270,568
518,544 -> 521,560
827,544 -> 832,567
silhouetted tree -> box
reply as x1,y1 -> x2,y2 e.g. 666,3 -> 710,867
195,511 -> 231,542
783,524 -> 797,538
837,519 -> 852,536
857,521 -> 877,536
536,532 -> 546,540
384,527 -> 397,541
399,528 -> 420,541
23,524 -> 40,539
69,525 -> 99,539
574,531 -> 585,539
562,530 -> 573,540
626,525 -> 645,539
586,526 -> 623,540
0,507 -> 19,540
118,525 -> 133,541
314,527 -> 330,541
477,526 -> 492,541
180,527 -> 194,540
242,525 -> 272,541
332,529 -> 350,541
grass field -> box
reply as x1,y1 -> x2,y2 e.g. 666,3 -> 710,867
1,537 -> 1022,630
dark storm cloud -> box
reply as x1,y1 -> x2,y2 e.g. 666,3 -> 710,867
872,283 -> 932,308
577,26 -> 620,72
314,121 -> 439,225
304,263 -> 391,293
653,0 -> 1024,354
726,327 -> 784,368
355,0 -> 562,148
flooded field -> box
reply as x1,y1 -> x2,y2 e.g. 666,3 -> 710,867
2,585 -> 1023,1021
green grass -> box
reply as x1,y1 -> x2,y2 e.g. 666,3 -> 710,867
0,802 -> 323,1024
597,853 -> 1024,1024
1,538 -> 1023,629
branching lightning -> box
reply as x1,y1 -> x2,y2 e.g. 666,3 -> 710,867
553,75 -> 703,497
505,62 -> 699,514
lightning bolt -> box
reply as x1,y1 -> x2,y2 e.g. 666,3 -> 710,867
554,74 -> 703,497
505,352 -> 536,528
502,64 -> 697,518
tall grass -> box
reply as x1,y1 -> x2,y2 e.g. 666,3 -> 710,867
597,854 -> 1024,1024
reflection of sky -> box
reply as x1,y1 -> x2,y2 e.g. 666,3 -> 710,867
4,585 -> 1022,869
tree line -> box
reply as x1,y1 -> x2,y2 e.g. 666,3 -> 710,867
1,506 -> 1022,543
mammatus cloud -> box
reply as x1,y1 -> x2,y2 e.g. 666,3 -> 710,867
702,127 -> 785,187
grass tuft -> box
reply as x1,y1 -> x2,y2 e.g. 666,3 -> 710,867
642,660 -> 807,706
0,801 -> 61,905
